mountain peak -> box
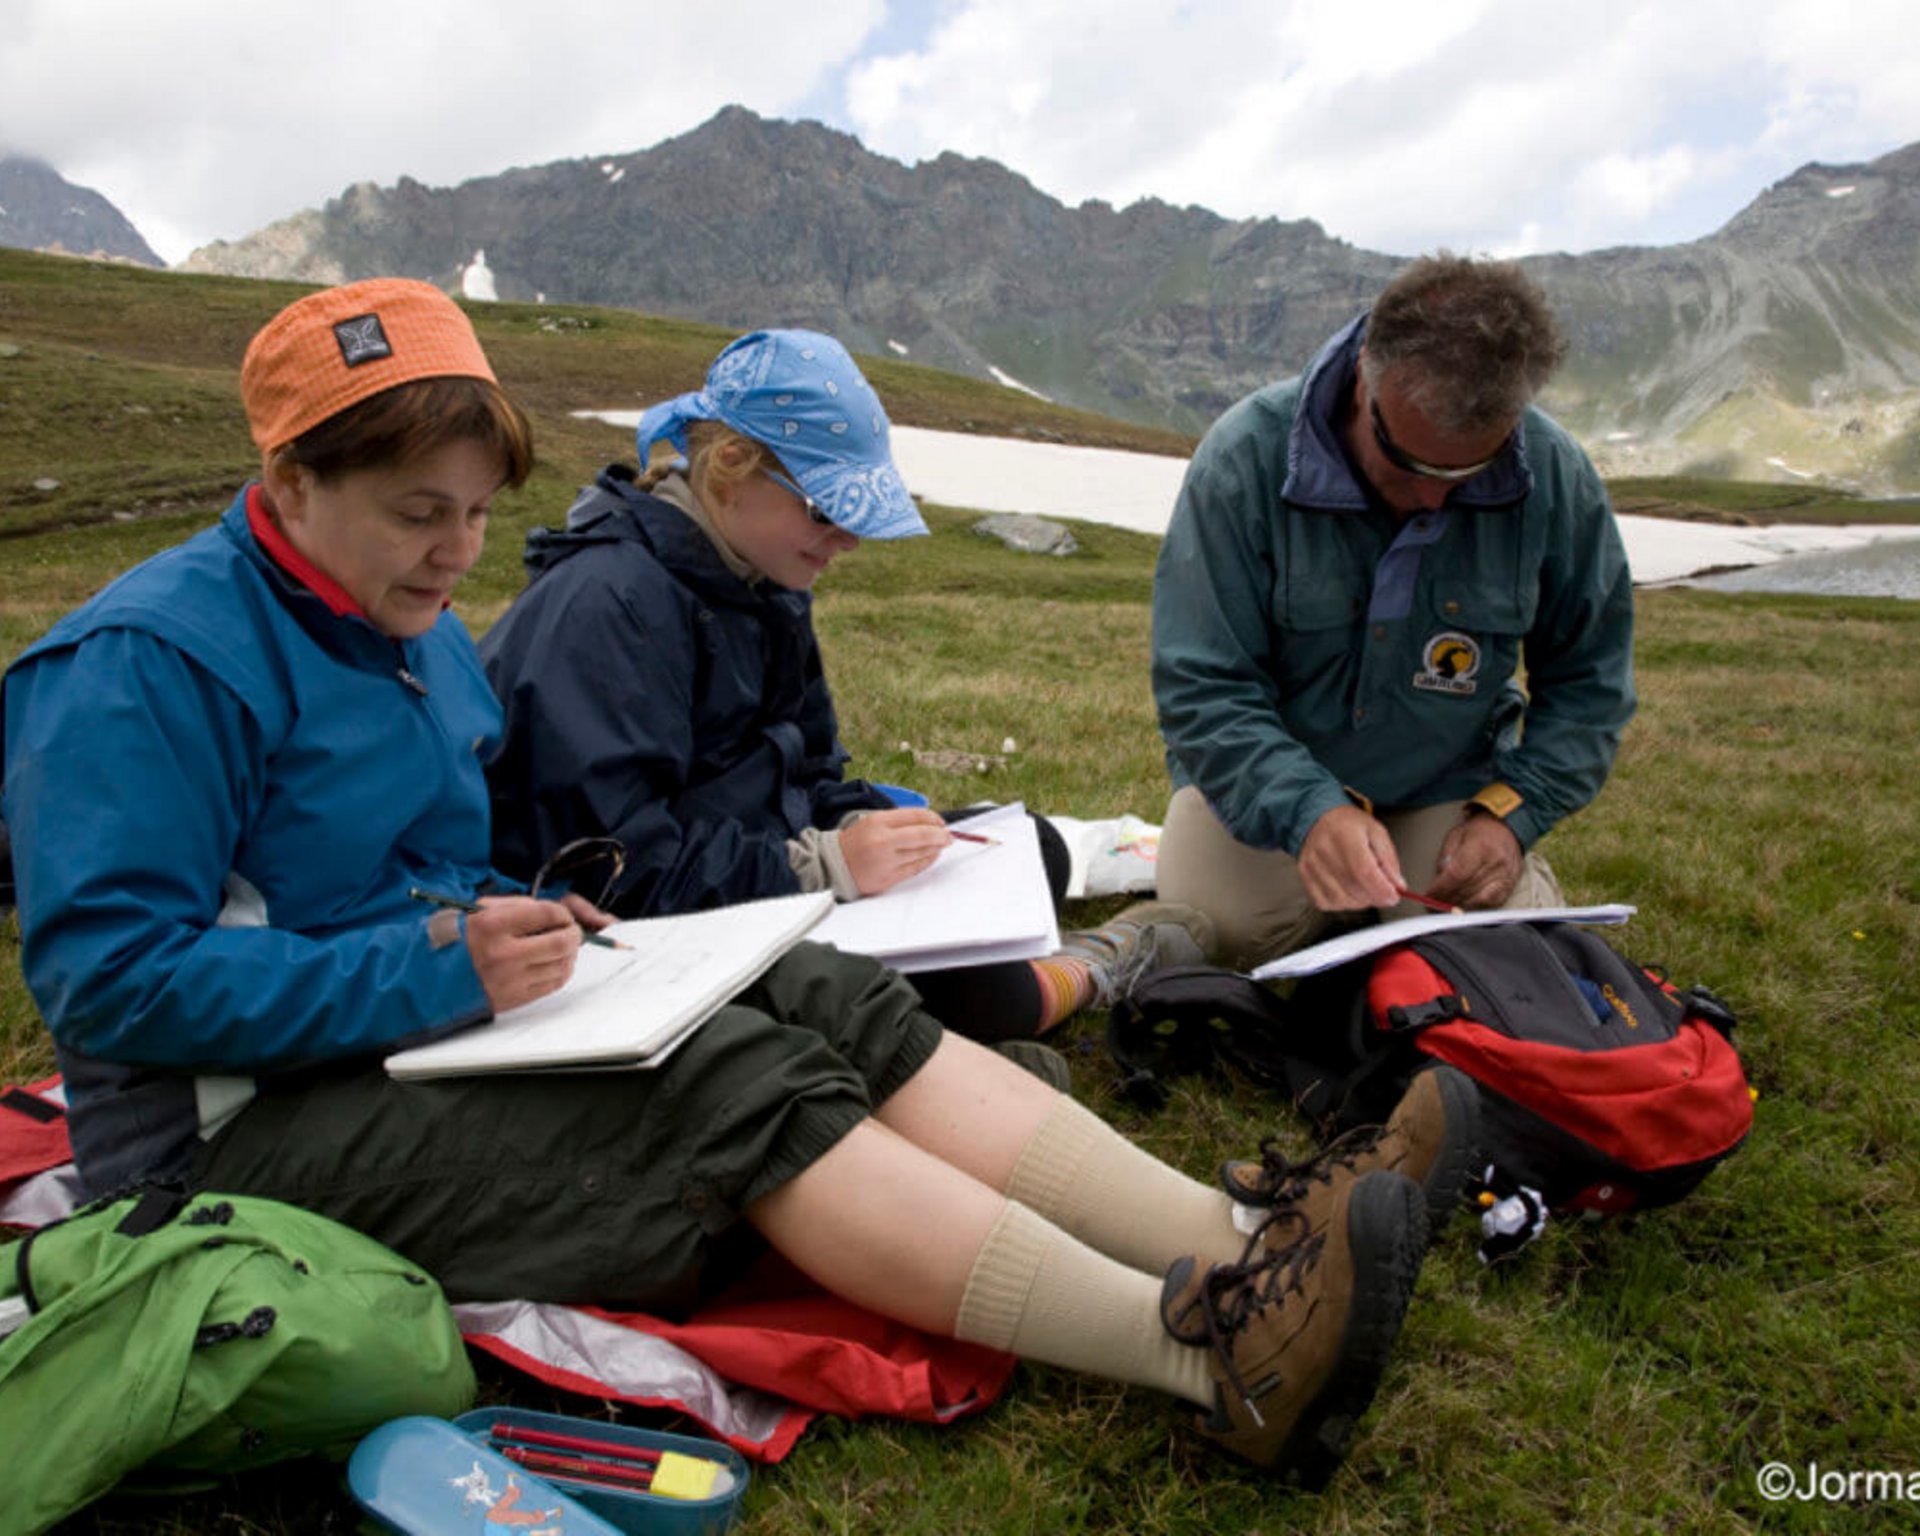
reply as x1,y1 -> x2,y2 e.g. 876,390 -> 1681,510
0,157 -> 163,267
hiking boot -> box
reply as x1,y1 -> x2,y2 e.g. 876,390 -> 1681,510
1057,901 -> 1216,1007
1221,1064 -> 1481,1241
1161,1169 -> 1427,1484
993,1038 -> 1073,1093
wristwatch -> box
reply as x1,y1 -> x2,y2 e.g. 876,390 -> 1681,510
1467,782 -> 1524,821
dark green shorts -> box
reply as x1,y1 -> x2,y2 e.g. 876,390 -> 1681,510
194,942 -> 942,1314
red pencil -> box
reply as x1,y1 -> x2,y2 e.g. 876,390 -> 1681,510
498,1444 -> 656,1492
948,829 -> 999,845
1396,884 -> 1462,915
489,1422 -> 661,1467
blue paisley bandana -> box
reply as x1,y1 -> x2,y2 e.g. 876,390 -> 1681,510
635,329 -> 928,541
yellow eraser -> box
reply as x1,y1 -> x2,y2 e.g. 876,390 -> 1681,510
650,1450 -> 723,1502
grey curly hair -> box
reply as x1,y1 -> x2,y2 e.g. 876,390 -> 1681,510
1360,253 -> 1567,435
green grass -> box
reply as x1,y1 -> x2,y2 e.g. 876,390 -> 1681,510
7,249 -> 1920,1534
1607,476 -> 1920,526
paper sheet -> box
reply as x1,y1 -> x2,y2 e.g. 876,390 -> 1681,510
809,802 -> 1061,973
1250,903 -> 1637,980
385,891 -> 834,1077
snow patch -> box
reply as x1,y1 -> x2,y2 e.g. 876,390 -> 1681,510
1764,456 -> 1815,481
887,339 -> 909,356
988,366 -> 1050,402
569,410 -> 1908,584
1826,185 -> 1857,198
460,249 -> 498,302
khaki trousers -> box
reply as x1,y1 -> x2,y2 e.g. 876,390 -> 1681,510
1156,784 -> 1564,971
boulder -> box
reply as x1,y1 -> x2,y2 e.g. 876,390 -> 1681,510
973,513 -> 1078,557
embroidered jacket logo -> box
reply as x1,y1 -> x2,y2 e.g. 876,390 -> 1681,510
1412,631 -> 1481,696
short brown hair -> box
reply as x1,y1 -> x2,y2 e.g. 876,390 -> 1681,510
271,376 -> 535,490
1361,253 -> 1567,434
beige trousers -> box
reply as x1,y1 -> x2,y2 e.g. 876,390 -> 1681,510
1155,784 -> 1564,971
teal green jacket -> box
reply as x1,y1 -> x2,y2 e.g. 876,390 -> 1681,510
1151,318 -> 1635,856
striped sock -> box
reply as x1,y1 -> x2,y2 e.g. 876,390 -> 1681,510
1027,958 -> 1095,1033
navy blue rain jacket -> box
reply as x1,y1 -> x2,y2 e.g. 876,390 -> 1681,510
480,467 -> 891,916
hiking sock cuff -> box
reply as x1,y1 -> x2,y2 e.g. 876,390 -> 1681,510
954,1201 -> 1052,1353
1005,1095 -> 1106,1219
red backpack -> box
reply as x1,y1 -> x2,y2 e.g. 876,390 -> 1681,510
1110,922 -> 1755,1248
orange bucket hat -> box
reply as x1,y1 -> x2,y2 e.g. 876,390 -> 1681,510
241,278 -> 497,455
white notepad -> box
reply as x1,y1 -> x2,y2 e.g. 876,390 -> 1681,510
1250,903 -> 1637,980
808,802 -> 1061,973
384,890 -> 834,1080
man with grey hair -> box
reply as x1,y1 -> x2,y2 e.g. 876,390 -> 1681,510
1150,254 -> 1636,968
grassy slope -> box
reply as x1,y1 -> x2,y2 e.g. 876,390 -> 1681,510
5,250 -> 1920,1534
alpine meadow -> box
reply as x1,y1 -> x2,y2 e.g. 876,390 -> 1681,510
3,249 -> 1919,1536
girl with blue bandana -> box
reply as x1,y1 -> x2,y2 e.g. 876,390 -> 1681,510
481,330 -> 1212,1041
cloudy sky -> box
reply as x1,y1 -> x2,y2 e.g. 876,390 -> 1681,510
5,0 -> 1915,266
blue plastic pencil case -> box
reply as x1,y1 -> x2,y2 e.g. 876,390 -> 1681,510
349,1411 -> 749,1536
454,1407 -> 750,1536
349,1415 -> 625,1535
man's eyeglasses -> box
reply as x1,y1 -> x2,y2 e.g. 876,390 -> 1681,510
764,469 -> 837,528
529,836 -> 626,909
1369,399 -> 1506,483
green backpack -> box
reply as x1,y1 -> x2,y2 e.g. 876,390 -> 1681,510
0,1186 -> 477,1533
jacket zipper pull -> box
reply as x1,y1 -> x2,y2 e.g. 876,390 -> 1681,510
396,663 -> 429,696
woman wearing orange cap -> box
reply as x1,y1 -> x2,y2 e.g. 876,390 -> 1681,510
1,282 -> 1437,1487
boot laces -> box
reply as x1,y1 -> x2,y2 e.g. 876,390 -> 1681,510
1166,1210 -> 1326,1429
1239,1123 -> 1385,1207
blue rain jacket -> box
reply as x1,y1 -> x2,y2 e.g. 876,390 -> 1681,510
1,489 -> 498,1189
1152,317 -> 1636,855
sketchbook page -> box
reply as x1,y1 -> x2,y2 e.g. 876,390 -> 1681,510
1250,903 -> 1638,981
384,890 -> 834,1079
808,802 -> 1061,974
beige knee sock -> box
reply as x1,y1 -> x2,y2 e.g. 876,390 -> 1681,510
1005,1095 -> 1243,1273
954,1201 -> 1213,1408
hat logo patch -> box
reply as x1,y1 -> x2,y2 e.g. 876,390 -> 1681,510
332,314 -> 392,367
1412,631 -> 1481,696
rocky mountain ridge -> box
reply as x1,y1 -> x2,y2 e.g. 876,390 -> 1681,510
180,110 -> 1920,490
0,156 -> 162,268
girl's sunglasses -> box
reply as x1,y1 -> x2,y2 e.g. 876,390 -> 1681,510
764,469 -> 838,528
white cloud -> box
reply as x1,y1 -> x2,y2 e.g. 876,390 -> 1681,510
1,0 -> 1912,266
845,0 -> 1914,256
2,0 -> 886,261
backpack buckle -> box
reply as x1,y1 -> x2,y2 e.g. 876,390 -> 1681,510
1384,993 -> 1468,1032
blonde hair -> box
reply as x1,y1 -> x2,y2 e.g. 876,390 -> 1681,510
640,420 -> 785,507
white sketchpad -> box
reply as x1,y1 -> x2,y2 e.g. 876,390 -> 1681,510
1251,903 -> 1637,980
809,802 -> 1060,972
